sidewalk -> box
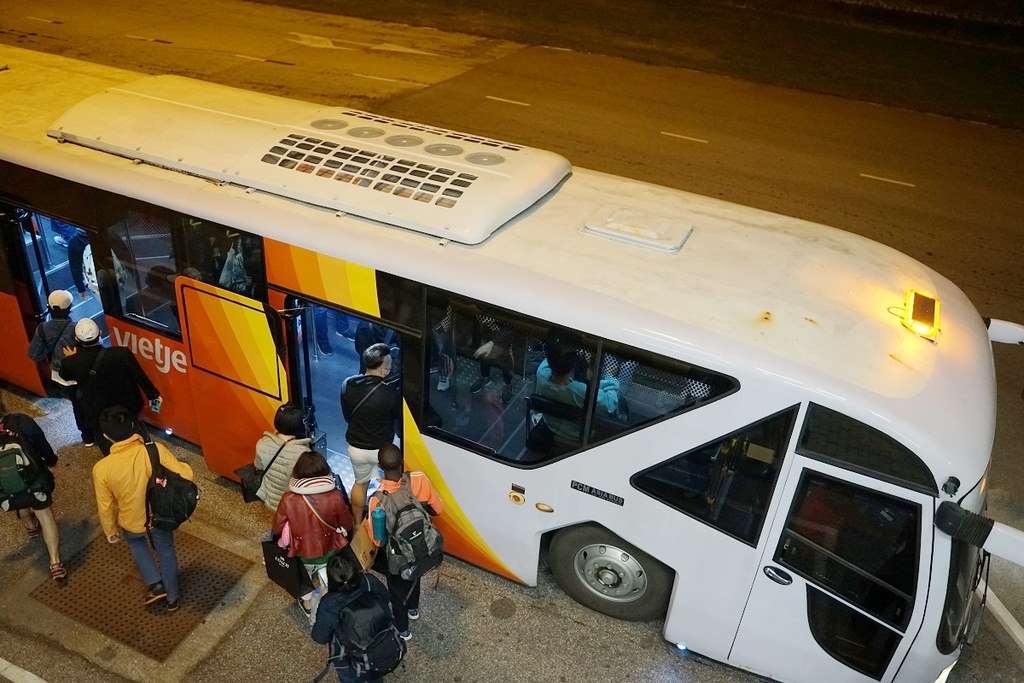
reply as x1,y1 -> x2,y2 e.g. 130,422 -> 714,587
0,384 -> 309,682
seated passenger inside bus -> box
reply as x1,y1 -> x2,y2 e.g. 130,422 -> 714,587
533,342 -> 620,442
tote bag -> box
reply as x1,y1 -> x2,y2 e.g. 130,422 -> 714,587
261,540 -> 313,598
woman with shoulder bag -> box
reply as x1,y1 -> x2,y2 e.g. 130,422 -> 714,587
253,404 -> 312,511
272,451 -> 354,619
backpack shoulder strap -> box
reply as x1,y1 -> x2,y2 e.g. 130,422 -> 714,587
143,440 -> 161,529
89,348 -> 108,378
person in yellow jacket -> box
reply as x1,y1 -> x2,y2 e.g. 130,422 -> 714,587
92,406 -> 194,612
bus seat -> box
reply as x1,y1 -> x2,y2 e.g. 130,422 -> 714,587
525,394 -> 583,456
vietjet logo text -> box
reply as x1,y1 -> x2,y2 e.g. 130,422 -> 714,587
111,327 -> 187,374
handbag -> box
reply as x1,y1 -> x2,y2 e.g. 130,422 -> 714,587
261,539 -> 314,599
236,440 -> 288,503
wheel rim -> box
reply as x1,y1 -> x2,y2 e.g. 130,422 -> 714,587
572,542 -> 648,603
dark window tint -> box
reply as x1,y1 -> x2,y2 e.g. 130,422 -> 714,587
798,404 -> 936,494
424,289 -> 737,466
778,473 -> 919,629
805,586 -> 902,680
632,407 -> 797,544
937,539 -> 983,654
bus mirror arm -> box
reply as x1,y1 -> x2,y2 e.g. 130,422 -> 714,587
936,501 -> 1024,567
985,318 -> 1024,345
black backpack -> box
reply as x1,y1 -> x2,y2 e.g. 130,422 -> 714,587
376,474 -> 444,581
144,440 -> 198,531
0,419 -> 51,512
338,578 -> 406,679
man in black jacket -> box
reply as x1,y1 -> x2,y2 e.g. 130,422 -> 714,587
59,318 -> 161,453
341,342 -> 400,523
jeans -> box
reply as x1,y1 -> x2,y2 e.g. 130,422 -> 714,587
123,528 -> 180,602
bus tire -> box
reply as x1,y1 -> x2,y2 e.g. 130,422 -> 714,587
549,523 -> 672,622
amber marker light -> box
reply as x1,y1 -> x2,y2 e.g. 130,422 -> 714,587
902,289 -> 940,341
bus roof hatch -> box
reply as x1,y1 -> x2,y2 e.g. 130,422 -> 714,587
46,75 -> 571,245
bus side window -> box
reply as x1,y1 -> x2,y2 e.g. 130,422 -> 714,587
632,406 -> 797,544
104,206 -> 180,334
591,346 -> 737,442
181,219 -> 266,300
775,473 -> 920,677
425,295 -> 548,463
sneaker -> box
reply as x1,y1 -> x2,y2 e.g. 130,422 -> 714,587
407,608 -> 420,621
166,600 -> 179,613
501,384 -> 514,405
436,377 -> 450,392
144,582 -> 167,605
82,440 -> 95,447
49,562 -> 68,581
53,234 -> 69,247
470,378 -> 488,394
317,343 -> 333,356
298,598 -> 312,617
399,629 -> 412,641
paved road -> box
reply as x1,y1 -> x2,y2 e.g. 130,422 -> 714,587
1,1 -> 1023,681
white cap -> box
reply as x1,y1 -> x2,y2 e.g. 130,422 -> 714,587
47,289 -> 73,311
74,318 -> 100,343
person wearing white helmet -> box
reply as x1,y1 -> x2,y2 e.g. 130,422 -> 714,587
60,317 -> 161,453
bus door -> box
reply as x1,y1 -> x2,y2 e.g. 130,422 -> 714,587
0,202 -> 103,394
175,276 -> 288,477
729,457 -> 931,682
286,295 -> 401,490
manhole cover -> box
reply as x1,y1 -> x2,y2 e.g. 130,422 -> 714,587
29,531 -> 252,662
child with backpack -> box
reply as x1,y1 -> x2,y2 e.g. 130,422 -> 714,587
364,443 -> 444,641
310,552 -> 405,683
0,397 -> 66,581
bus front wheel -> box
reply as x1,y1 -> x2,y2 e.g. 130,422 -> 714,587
549,523 -> 672,621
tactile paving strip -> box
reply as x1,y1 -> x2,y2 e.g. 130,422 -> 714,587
29,531 -> 252,662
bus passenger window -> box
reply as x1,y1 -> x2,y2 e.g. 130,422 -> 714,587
181,219 -> 266,300
424,290 -> 740,466
105,207 -> 181,334
632,407 -> 797,544
591,345 -> 737,441
424,295 -> 548,462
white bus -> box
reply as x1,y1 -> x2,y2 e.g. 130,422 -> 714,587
1,45 -> 1020,683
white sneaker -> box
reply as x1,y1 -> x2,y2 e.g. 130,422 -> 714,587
437,377 -> 450,392
408,608 -> 420,621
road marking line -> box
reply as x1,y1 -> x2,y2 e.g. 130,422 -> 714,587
125,34 -> 173,44
984,584 -> 1024,654
234,55 -> 294,66
486,96 -> 531,107
0,657 -> 48,683
352,73 -> 402,83
859,172 -> 915,187
287,32 -> 354,50
661,131 -> 709,144
26,16 -> 62,24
